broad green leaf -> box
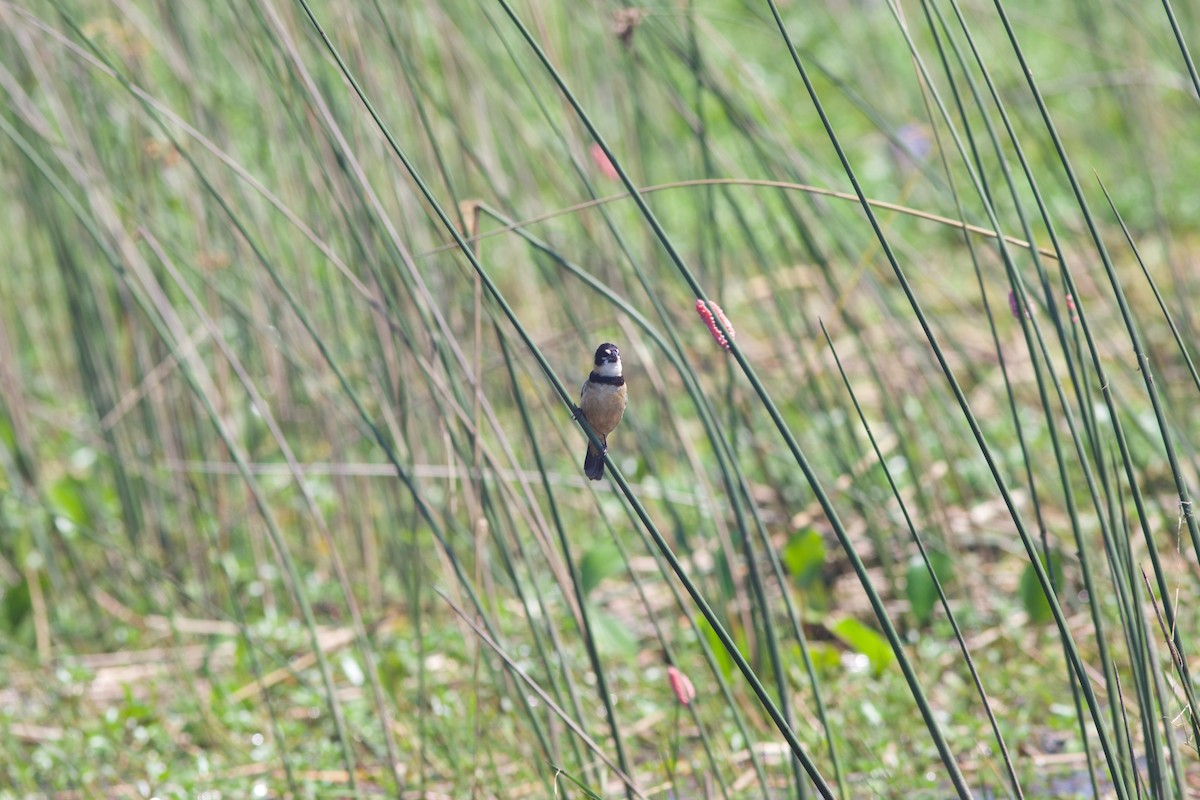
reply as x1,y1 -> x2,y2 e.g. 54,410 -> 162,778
803,581 -> 832,615
588,605 -> 637,661
713,546 -> 736,599
904,550 -> 954,626
808,642 -> 842,673
697,613 -> 734,679
378,652 -> 408,703
1020,550 -> 1063,625
785,642 -> 839,686
830,617 -> 895,676
3,577 -> 31,631
578,541 -> 623,598
782,528 -> 826,588
47,476 -> 88,527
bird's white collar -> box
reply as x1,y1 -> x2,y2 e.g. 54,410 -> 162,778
594,360 -> 622,378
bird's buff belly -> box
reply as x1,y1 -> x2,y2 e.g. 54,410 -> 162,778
580,382 -> 627,436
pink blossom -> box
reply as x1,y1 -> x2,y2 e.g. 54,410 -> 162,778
667,666 -> 696,706
695,299 -> 734,351
1065,293 -> 1079,323
589,143 -> 619,182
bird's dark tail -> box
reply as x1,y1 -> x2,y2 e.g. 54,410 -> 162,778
583,439 -> 606,480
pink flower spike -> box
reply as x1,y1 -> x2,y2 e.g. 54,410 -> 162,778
667,666 -> 696,707
1065,293 -> 1079,323
589,143 -> 619,182
695,299 -> 735,351
1007,290 -> 1033,319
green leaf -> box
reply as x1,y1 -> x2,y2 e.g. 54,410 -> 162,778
829,617 -> 895,676
47,476 -> 88,527
782,528 -> 826,588
578,541 -> 623,598
808,642 -> 842,673
588,605 -> 637,661
1020,550 -> 1063,625
713,546 -> 736,599
904,550 -> 954,627
784,642 -> 839,687
378,652 -> 408,703
697,613 -> 735,679
803,581 -> 831,615
3,577 -> 31,631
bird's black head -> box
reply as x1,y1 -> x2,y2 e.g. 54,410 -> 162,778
593,342 -> 621,366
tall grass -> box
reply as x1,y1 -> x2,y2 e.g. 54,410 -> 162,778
1,0 -> 1198,797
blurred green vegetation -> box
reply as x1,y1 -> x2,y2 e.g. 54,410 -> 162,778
2,0 -> 1199,797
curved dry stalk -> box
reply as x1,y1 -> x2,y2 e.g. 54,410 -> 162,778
416,177 -> 1060,263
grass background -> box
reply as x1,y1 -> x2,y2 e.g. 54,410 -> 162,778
1,0 -> 1199,797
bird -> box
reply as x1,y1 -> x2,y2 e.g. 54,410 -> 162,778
578,342 -> 627,481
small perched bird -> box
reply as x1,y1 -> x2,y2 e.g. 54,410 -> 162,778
578,342 -> 627,480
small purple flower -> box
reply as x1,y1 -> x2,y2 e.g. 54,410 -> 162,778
1008,290 -> 1034,319
890,123 -> 932,170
